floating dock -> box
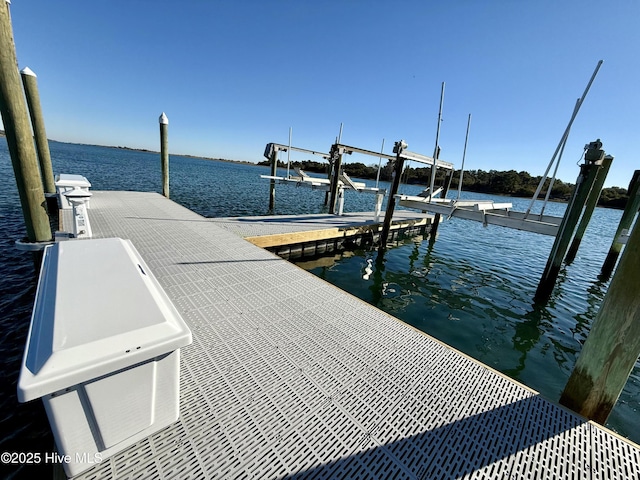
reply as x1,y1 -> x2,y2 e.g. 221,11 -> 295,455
209,211 -> 431,259
55,191 -> 638,479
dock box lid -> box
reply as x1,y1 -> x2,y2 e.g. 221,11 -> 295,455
55,174 -> 91,188
17,238 -> 192,402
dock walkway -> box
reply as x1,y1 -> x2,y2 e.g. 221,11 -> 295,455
209,211 -> 430,251
63,191 -> 638,479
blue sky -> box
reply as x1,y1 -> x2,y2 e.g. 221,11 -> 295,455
6,1 -> 639,188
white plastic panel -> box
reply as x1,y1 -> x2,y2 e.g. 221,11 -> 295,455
18,238 -> 192,402
55,173 -> 92,188
83,361 -> 155,448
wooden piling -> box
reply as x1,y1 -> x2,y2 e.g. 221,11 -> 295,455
429,168 -> 454,239
559,214 -> 640,424
534,144 -> 603,302
378,141 -> 406,254
159,112 -> 169,198
0,1 -> 51,243
269,147 -> 277,211
600,170 -> 640,279
20,67 -> 55,194
328,146 -> 342,215
324,161 -> 333,207
565,154 -> 613,263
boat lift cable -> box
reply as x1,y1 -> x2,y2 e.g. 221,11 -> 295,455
524,60 -> 603,220
540,136 -> 567,216
402,158 -> 412,187
456,114 -> 472,202
429,82 -> 446,201
287,127 -> 292,178
539,98 -> 581,218
375,138 -> 385,189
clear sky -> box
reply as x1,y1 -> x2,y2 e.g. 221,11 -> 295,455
5,1 -> 639,188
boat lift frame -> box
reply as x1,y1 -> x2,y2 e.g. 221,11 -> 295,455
262,141 -> 390,218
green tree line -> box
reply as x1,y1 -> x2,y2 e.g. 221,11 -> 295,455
258,159 -> 629,209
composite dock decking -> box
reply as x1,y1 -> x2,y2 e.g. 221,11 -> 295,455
208,211 -> 429,237
60,191 -> 638,480
208,211 -> 430,249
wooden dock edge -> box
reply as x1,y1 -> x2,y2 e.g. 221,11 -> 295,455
246,218 -> 430,260
245,217 -> 429,248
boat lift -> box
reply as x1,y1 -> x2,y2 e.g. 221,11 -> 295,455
395,62 -> 605,239
261,142 -> 389,218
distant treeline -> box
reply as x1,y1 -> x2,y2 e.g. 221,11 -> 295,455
258,159 -> 629,209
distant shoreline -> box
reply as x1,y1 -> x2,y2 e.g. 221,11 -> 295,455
48,138 -> 259,167
0,130 -> 257,167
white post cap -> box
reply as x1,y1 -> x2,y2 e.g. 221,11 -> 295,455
20,66 -> 36,77
159,112 -> 169,125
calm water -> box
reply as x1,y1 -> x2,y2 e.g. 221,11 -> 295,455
0,140 -> 638,477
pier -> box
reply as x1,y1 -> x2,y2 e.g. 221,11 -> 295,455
209,211 -> 431,259
52,190 -> 638,479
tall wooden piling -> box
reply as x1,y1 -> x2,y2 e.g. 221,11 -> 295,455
21,67 -> 55,194
534,142 -> 603,303
559,215 -> 640,424
159,112 -> 169,198
600,170 -> 640,280
324,161 -> 333,207
328,145 -> 343,215
0,1 -> 51,243
565,154 -> 613,263
269,146 -> 277,211
378,141 -> 406,254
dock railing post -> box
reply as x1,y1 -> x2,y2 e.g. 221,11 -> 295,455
534,140 -> 604,303
559,213 -> 640,424
600,170 -> 640,280
268,145 -> 277,211
378,140 -> 406,254
565,154 -> 613,263
328,145 -> 342,215
20,67 -> 55,195
159,112 -> 169,198
0,1 -> 52,243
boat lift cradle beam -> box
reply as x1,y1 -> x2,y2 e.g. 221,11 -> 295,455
264,142 -> 332,210
262,141 -> 388,217
397,196 -> 561,236
334,143 -> 455,170
264,142 -> 331,160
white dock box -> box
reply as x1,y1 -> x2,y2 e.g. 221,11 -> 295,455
17,238 -> 192,477
55,173 -> 91,209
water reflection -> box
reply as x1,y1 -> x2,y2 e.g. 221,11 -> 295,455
503,303 -> 552,379
296,211 -> 639,443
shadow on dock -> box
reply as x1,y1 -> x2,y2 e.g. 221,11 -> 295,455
281,395 -> 589,479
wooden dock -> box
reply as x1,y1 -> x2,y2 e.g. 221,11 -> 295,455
209,211 -> 431,259
57,191 -> 638,479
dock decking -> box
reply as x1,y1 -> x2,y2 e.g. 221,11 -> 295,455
60,191 -> 638,479
208,211 -> 430,257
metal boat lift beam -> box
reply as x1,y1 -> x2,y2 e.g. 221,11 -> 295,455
336,143 -> 396,161
398,196 -> 561,236
335,143 -> 455,170
400,150 -> 454,170
264,143 -> 331,160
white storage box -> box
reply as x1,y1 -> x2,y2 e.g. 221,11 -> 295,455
17,238 -> 192,477
55,173 -> 91,209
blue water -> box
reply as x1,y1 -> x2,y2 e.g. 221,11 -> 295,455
0,140 -> 638,478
